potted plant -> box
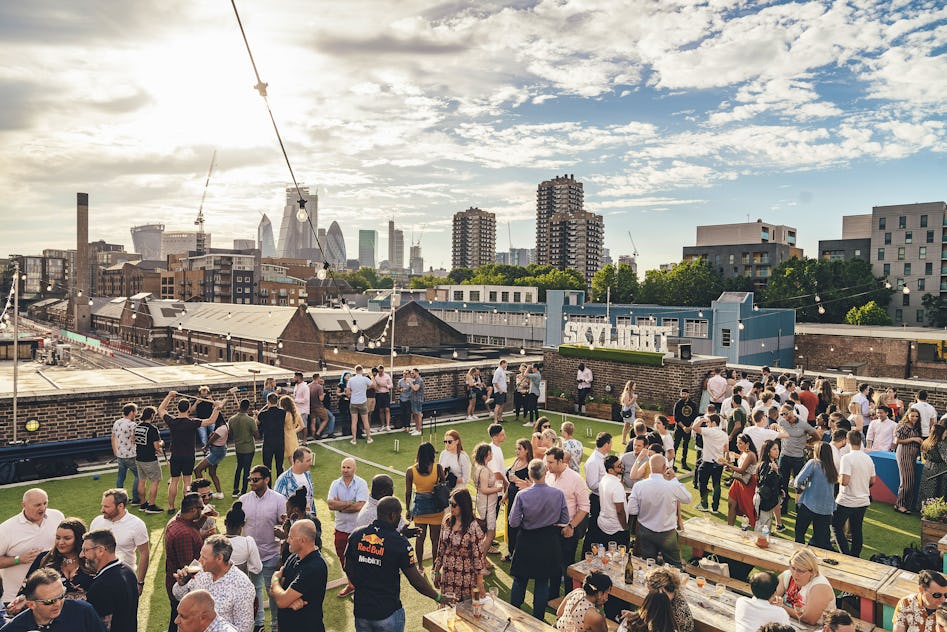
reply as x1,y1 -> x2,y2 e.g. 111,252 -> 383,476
920,497 -> 947,546
545,391 -> 574,413
585,394 -> 617,420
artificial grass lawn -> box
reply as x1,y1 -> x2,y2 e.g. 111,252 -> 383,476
0,411 -> 922,631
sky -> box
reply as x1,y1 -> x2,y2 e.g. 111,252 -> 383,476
0,0 -> 945,274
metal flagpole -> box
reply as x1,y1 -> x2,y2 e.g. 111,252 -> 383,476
12,261 -> 19,444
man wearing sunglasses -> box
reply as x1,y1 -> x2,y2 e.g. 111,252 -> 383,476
1,568 -> 105,632
893,570 -> 947,632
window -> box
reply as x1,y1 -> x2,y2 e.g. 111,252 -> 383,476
884,232 -> 892,245
636,316 -> 657,326
728,254 -> 734,265
662,318 -> 679,333
879,217 -> 886,230
854,249 -> 862,257
883,263 -> 891,276
469,291 -> 480,301
927,262 -> 934,275
878,248 -> 885,260
684,318 -> 708,338
904,263 -> 912,275
721,328 -> 732,347
453,291 -> 463,301
928,230 -> 935,243
918,309 -> 926,323
525,293 -> 533,302
488,291 -> 497,301
920,246 -> 927,259
513,292 -> 521,302
903,293 -> 911,306
898,247 -> 905,260
922,215 -> 929,228
895,308 -> 903,321
897,278 -> 905,289
714,254 -> 720,266
501,291 -> 509,302
899,216 -> 907,229
741,252 -> 749,264
906,231 -> 913,244
918,278 -> 926,291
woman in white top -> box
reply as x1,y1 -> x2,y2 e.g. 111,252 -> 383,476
773,548 -> 836,625
653,416 -> 675,463
847,401 -> 865,435
439,429 -> 471,489
619,381 -> 638,444
223,501 -> 263,575
473,443 -> 503,574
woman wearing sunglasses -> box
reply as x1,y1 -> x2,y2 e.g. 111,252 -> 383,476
432,489 -> 484,602
772,548 -> 836,625
439,430 -> 471,491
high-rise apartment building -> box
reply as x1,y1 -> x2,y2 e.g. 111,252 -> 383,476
546,211 -> 604,284
277,186 -> 316,259
409,244 -> 423,275
359,229 -> 377,268
536,174 -> 583,267
868,201 -> 947,325
452,207 -> 496,270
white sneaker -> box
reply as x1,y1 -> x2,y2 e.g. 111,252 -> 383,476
522,421 -> 533,427
366,438 -> 374,444
212,492 -> 224,500
350,438 -> 357,445
409,430 -> 422,436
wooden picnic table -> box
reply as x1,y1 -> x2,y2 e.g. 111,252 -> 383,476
567,556 -> 874,632
678,517 -> 897,623
422,597 -> 557,632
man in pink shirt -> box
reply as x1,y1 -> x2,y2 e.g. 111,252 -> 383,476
545,447 -> 590,601
373,365 -> 394,431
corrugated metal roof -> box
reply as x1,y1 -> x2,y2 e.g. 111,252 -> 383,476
173,303 -> 298,341
308,307 -> 387,332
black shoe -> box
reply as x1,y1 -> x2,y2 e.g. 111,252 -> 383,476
129,500 -> 142,506
145,505 -> 164,514
681,464 -> 692,471
137,503 -> 150,512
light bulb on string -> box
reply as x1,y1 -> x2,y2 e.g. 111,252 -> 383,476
350,321 -> 358,334
317,262 -> 329,280
903,286 -> 911,294
296,208 -> 308,222
698,311 -> 704,318
358,335 -> 365,344
815,294 -> 821,303
520,347 -> 526,355
818,305 -> 826,315
333,347 -> 339,354
452,350 -> 458,359
737,320 -> 744,330
392,351 -> 398,358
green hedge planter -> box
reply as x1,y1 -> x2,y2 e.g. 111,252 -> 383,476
557,345 -> 665,366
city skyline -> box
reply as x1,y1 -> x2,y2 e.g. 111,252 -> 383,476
0,1 -> 944,273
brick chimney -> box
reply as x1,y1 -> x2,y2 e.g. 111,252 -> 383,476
74,192 -> 91,332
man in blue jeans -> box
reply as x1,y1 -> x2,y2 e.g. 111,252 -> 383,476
346,496 -> 454,631
239,465 -> 285,632
508,458 -> 569,620
112,403 -> 141,505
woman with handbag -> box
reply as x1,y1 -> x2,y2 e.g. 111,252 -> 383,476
193,418 -> 229,498
724,434 -> 758,529
756,439 -> 783,531
432,488 -> 485,602
406,442 -> 446,571
473,443 -> 503,575
439,429 -> 471,490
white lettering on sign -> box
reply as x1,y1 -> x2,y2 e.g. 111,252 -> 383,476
562,322 -> 672,353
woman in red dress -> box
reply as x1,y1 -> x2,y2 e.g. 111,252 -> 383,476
724,433 -> 758,528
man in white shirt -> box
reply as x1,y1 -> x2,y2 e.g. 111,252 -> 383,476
707,369 -> 729,407
292,372 -> 310,433
866,406 -> 897,451
0,489 -> 65,604
692,415 -> 728,513
626,455 -> 691,567
851,383 -> 871,417
346,365 -> 374,445
744,410 -> 779,452
911,390 -> 937,438
620,437 -> 648,491
582,432 -> 611,555
491,360 -> 508,423
90,488 -> 150,592
832,430 -> 876,557
112,403 -> 141,506
735,571 -> 790,632
720,386 -> 751,420
327,458 -> 368,598
830,428 -> 851,471
596,456 -> 628,547
735,372 -> 754,399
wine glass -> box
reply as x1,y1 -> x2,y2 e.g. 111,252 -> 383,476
608,541 -> 618,554
696,576 -> 706,590
715,583 -> 726,597
793,602 -> 806,621
489,586 -> 498,605
585,551 -> 594,565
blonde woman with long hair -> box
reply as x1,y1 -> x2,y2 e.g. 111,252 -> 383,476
279,395 -> 305,460
620,381 -> 638,444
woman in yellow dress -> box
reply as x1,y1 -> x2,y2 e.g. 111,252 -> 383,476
406,442 -> 445,571
279,395 -> 304,460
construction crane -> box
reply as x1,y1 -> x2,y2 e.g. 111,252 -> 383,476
194,150 -> 217,255
626,230 -> 640,257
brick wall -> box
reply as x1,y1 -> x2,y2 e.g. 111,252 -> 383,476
795,332 -> 947,381
541,349 -> 726,412
0,358 -> 540,447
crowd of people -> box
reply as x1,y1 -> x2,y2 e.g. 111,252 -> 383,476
0,362 -> 945,632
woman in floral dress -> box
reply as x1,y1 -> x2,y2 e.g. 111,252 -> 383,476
919,421 -> 947,511
433,488 -> 484,601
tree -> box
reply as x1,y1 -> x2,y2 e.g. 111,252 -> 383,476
409,274 -> 449,289
447,267 -> 475,284
760,257 -> 891,323
590,264 -> 639,303
845,301 -> 892,326
922,293 -> 947,327
518,268 -> 586,302
638,259 -> 726,306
